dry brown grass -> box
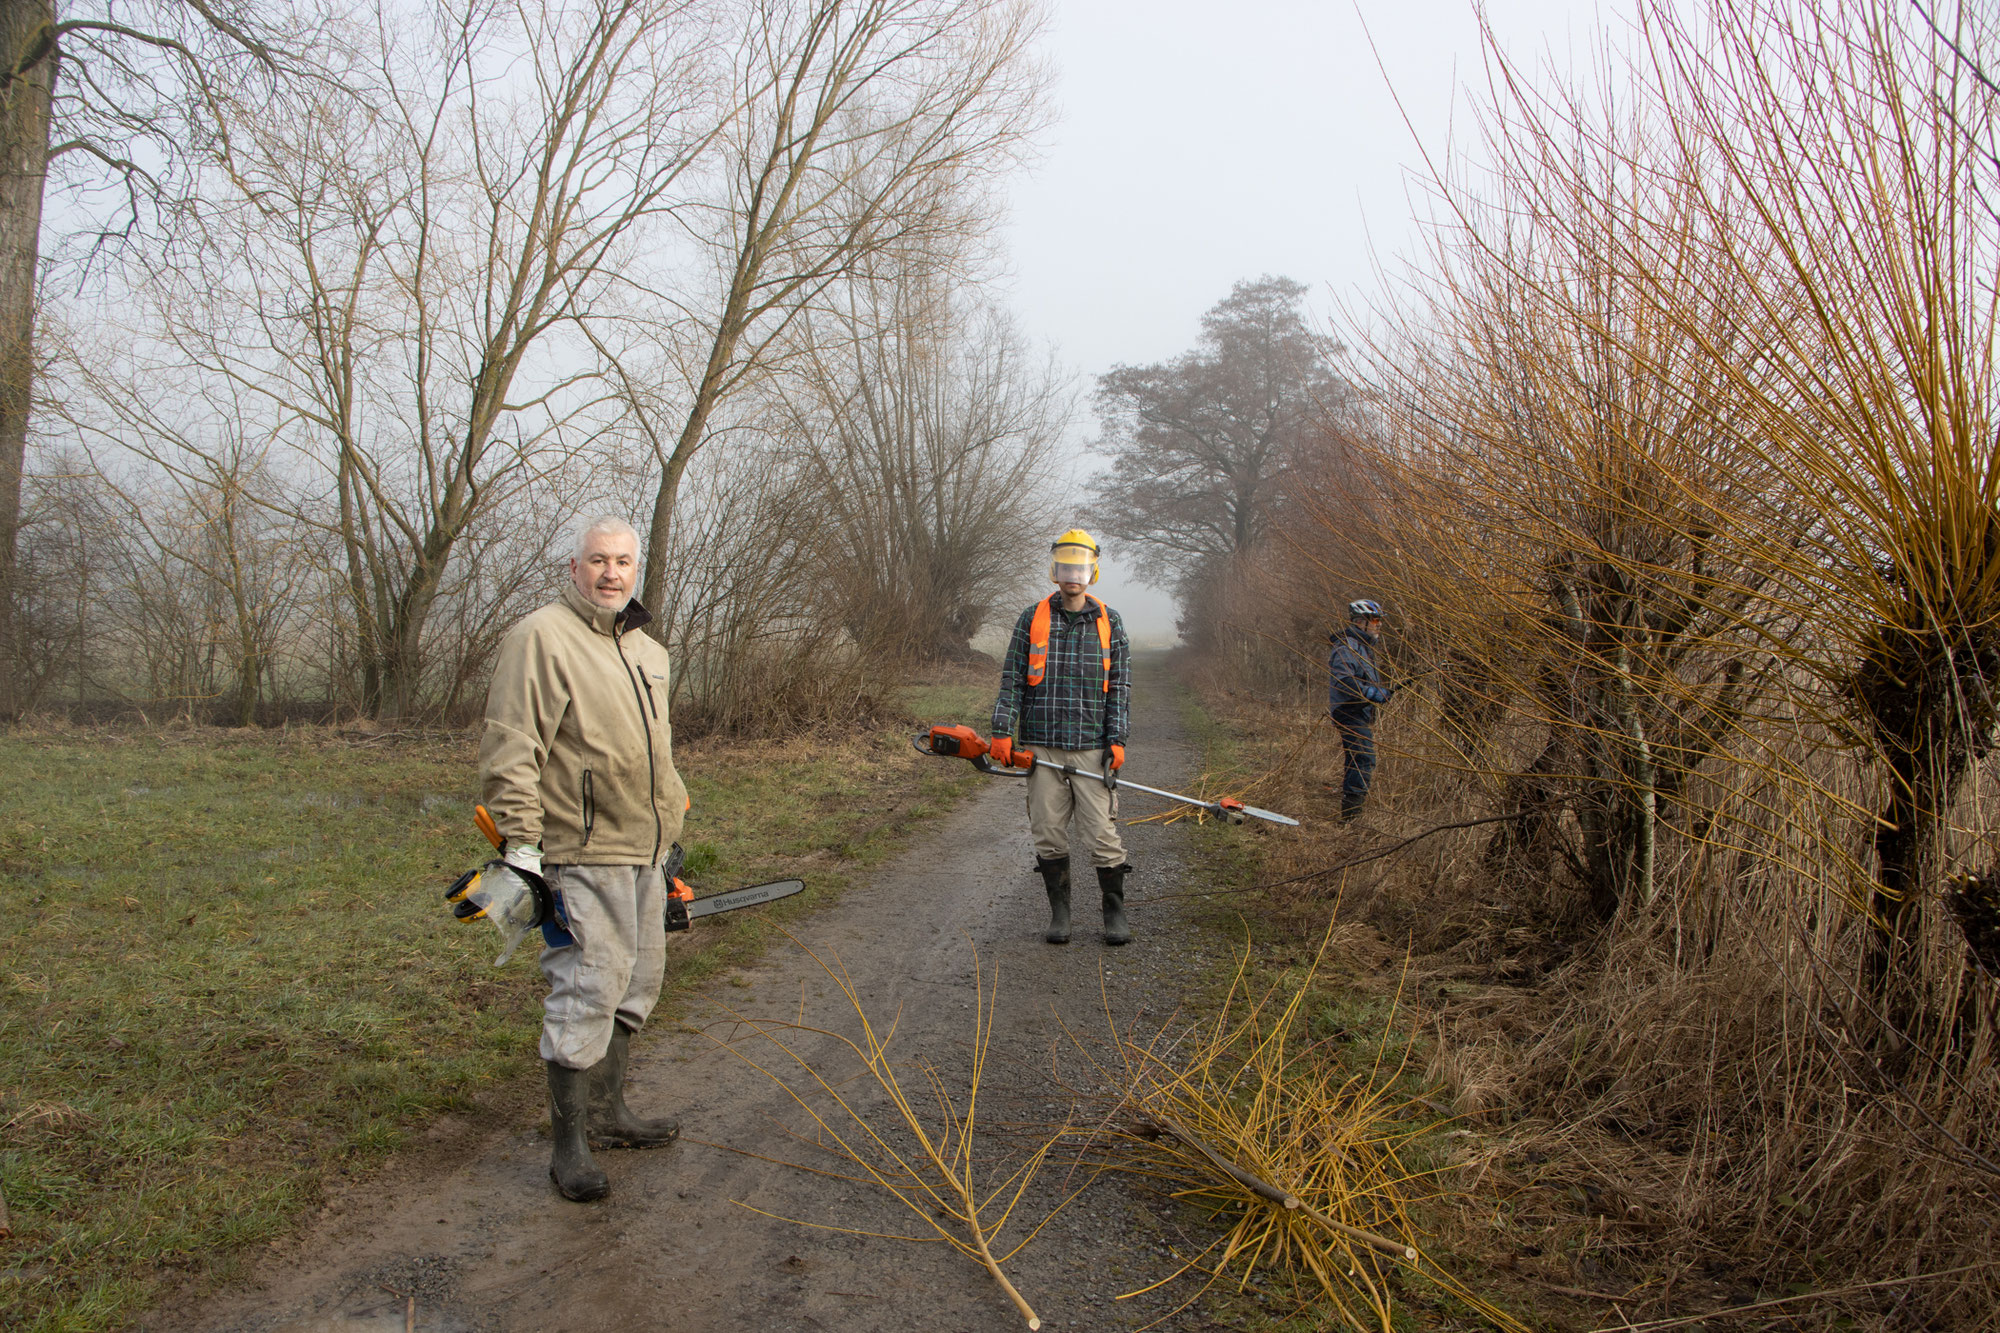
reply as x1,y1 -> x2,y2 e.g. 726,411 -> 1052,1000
1178,677 -> 2000,1328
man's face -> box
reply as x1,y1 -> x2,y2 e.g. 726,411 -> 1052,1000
1357,615 -> 1382,636
1052,555 -> 1092,600
571,531 -> 639,610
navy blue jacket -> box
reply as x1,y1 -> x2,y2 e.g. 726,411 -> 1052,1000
1328,625 -> 1391,725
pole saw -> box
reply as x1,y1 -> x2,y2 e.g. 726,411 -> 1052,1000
912,725 -> 1300,827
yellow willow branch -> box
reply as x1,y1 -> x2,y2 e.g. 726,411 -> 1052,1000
704,934 -> 1048,1329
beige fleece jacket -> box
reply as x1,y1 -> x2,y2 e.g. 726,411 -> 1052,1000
477,583 -> 687,865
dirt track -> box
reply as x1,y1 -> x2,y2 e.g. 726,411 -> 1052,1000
153,656 -> 1252,1333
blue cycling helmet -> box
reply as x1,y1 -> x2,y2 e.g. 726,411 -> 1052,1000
1348,599 -> 1383,619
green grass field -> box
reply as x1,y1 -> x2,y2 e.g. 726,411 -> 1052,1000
0,700 -> 988,1332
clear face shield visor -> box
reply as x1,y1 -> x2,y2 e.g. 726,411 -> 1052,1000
1049,544 -> 1098,587
445,861 -> 552,967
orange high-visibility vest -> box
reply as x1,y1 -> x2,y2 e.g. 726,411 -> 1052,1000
1026,595 -> 1112,693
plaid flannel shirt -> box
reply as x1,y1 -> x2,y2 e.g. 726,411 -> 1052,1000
990,593 -> 1131,750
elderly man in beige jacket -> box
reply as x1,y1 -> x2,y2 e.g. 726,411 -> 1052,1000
478,516 -> 690,1201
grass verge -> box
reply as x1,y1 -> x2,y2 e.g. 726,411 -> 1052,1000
0,700 -> 984,1333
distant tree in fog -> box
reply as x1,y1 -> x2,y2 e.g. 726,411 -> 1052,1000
1090,275 -> 1344,589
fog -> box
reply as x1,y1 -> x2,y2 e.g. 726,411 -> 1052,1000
997,0 -> 1607,639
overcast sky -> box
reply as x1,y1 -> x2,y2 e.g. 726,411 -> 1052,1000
997,0 -> 1610,642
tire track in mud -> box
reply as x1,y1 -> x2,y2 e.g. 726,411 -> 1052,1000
156,655 -> 1244,1333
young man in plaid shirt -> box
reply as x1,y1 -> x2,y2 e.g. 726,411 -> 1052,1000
989,530 -> 1135,945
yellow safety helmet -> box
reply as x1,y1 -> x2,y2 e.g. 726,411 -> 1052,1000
1049,529 -> 1100,586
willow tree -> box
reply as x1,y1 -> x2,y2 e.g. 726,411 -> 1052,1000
1616,0 -> 2000,1023
1346,67 -> 1789,924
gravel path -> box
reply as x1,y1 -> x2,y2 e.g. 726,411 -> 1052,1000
155,655 -> 1243,1333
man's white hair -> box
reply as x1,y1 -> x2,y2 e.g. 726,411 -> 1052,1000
573,516 -> 641,563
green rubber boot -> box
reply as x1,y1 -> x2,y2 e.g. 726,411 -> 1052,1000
546,1060 -> 609,1201
1098,862 -> 1132,946
1036,855 -> 1072,943
588,1022 -> 681,1149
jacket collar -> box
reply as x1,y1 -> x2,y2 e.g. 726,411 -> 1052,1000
562,581 -> 655,637
1049,590 -> 1101,619
1332,623 -> 1377,649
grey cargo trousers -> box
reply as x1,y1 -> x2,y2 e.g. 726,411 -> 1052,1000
1026,744 -> 1127,868
538,863 -> 667,1069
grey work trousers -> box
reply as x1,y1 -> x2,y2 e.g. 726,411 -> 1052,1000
538,863 -> 667,1070
1026,745 -> 1126,868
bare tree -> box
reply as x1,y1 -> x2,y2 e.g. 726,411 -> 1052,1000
1091,275 -> 1345,593
768,275 -> 1067,662
635,0 -> 1050,629
639,432 -> 871,734
0,0 -> 286,718
148,0 -> 716,718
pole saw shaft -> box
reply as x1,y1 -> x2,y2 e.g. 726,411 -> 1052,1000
913,725 -> 1299,827
1015,753 -> 1299,826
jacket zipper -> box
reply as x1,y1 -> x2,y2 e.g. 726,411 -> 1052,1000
580,769 -> 595,847
615,626 -> 664,864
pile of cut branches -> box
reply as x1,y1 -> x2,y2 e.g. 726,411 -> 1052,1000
1092,928 -> 1527,1332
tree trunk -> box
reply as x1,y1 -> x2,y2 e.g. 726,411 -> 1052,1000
1863,737 -> 1959,1038
640,442 -> 694,632
375,531 -> 460,721
641,287 -> 751,633
1484,731 -> 1570,874
1854,624 -> 1997,1041
227,575 -> 261,727
1609,639 -> 1658,912
0,0 -> 54,721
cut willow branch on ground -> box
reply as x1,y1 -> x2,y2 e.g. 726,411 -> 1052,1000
699,933 -> 1080,1330
1076,906 -> 1531,1333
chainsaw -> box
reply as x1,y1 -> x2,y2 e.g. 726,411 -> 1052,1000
912,725 -> 1300,827
658,839 -> 804,932
446,804 -> 805,965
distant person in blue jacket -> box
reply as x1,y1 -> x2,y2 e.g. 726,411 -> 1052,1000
1328,600 -> 1393,821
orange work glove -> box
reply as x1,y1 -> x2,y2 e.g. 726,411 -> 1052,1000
988,735 -> 1013,768
1109,744 -> 1125,771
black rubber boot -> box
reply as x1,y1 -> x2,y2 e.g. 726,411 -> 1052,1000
1340,793 -> 1365,823
588,1022 -> 681,1149
1036,855 -> 1072,944
546,1060 -> 609,1201
1098,863 -> 1132,946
